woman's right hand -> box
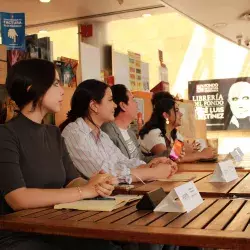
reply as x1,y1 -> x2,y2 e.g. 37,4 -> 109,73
81,173 -> 117,199
150,162 -> 178,180
199,147 -> 217,160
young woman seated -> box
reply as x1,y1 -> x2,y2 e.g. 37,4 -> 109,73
139,92 -> 216,163
60,80 -> 178,185
0,59 -> 119,250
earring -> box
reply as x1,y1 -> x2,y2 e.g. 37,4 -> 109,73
166,118 -> 169,125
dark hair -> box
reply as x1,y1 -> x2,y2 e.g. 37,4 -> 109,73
139,92 -> 177,142
151,91 -> 174,107
223,101 -> 233,130
6,59 -> 56,110
111,84 -> 129,117
0,101 -> 7,124
59,79 -> 109,132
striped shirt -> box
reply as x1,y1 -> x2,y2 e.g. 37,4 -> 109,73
62,118 -> 145,184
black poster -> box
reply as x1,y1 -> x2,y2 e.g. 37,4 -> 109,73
188,77 -> 250,131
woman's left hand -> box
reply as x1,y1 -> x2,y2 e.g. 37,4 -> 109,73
169,161 -> 178,176
148,157 -> 173,168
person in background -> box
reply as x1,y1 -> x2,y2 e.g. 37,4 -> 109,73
60,80 -> 178,186
139,92 -> 216,162
102,84 -> 172,163
0,59 -> 119,250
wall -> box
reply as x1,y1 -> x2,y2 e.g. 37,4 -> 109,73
106,12 -> 250,154
37,26 -> 79,61
36,26 -> 80,125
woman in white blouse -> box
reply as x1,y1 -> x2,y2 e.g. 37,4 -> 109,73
139,92 -> 216,162
60,80 -> 178,185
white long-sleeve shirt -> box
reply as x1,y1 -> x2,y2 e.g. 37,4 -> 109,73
62,118 -> 145,183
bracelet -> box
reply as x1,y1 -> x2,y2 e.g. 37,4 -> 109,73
131,173 -> 146,185
77,186 -> 83,200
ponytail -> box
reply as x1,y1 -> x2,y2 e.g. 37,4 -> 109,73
59,110 -> 77,132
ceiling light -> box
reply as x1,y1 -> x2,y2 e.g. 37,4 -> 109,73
40,0 -> 51,3
142,13 -> 152,18
39,30 -> 48,34
212,23 -> 227,28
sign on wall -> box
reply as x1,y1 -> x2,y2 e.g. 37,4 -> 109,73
0,12 -> 25,50
128,51 -> 142,91
188,77 -> 250,131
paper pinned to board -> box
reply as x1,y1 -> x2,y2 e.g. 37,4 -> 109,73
157,173 -> 197,182
54,195 -> 142,212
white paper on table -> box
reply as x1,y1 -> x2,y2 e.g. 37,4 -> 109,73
154,181 -> 203,213
209,160 -> 238,183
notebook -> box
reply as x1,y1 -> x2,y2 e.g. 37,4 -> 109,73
54,195 -> 142,212
157,173 -> 197,182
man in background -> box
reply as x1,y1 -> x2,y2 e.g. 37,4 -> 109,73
102,84 -> 171,163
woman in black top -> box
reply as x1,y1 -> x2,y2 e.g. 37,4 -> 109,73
0,59 -> 120,250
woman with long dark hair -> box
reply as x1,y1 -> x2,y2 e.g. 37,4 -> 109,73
0,59 -> 119,250
139,92 -> 216,162
61,80 -> 177,185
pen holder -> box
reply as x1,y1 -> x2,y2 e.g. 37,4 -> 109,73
136,188 -> 166,210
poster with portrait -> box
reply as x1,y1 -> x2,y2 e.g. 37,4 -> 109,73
188,77 -> 250,131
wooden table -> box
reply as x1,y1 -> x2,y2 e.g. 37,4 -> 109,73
0,198 -> 249,249
130,172 -> 249,197
230,174 -> 250,197
179,162 -> 250,172
195,172 -> 248,197
130,172 -> 211,195
178,162 -> 217,172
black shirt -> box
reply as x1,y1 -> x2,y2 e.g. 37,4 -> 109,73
228,117 -> 250,130
0,113 -> 79,216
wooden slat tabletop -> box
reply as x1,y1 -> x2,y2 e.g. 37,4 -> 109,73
179,161 -> 250,173
130,172 -> 249,197
178,162 -> 217,172
229,174 -> 250,197
194,172 -> 248,197
130,172 -> 211,195
1,198 -> 250,249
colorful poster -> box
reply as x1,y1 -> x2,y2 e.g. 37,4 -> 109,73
128,51 -> 142,91
188,77 -> 250,131
61,57 -> 78,88
0,13 -> 25,50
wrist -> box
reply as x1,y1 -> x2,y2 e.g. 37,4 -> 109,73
78,184 -> 97,199
77,186 -> 84,200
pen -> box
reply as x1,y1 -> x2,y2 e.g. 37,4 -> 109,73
84,197 -> 116,200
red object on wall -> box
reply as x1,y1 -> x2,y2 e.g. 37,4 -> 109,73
150,81 -> 169,94
80,24 -> 93,38
107,76 -> 115,87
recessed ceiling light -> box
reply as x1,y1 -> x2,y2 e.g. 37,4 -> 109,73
40,0 -> 51,3
39,30 -> 48,34
142,13 -> 152,18
212,22 -> 227,28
